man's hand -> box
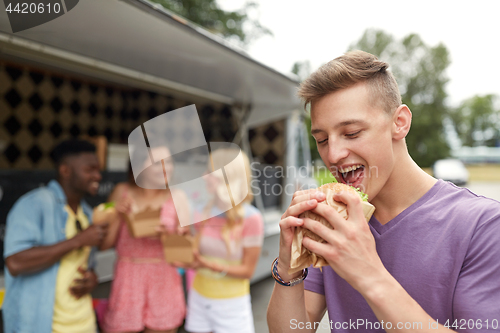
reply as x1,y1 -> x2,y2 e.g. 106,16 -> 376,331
74,223 -> 109,248
69,267 -> 98,299
301,191 -> 385,292
277,189 -> 326,281
115,195 -> 133,215
267,188 -> 329,333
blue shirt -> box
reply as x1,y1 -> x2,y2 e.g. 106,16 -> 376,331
3,180 -> 96,333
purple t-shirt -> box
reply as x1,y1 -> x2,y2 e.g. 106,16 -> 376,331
304,180 -> 500,332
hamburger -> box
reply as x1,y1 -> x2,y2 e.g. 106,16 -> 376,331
288,182 -> 375,274
92,202 -> 117,225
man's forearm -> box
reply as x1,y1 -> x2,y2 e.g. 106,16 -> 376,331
363,272 -> 454,333
268,283 -> 312,333
5,237 -> 82,276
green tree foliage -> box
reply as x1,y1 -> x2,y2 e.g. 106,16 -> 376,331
291,61 -> 322,162
450,94 -> 500,147
149,0 -> 271,46
291,60 -> 311,82
303,114 -> 321,162
349,29 -> 451,167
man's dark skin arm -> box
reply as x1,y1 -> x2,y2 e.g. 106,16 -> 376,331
5,223 -> 108,277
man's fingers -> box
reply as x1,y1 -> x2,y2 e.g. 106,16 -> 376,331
290,191 -> 326,207
279,216 -> 304,230
291,188 -> 322,202
69,287 -> 85,299
282,190 -> 325,219
333,191 -> 365,225
301,217 -> 337,244
281,190 -> 326,220
70,285 -> 85,294
72,279 -> 87,286
302,236 -> 334,260
310,203 -> 345,231
284,199 -> 320,220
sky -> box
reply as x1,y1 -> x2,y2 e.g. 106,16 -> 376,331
220,0 -> 500,108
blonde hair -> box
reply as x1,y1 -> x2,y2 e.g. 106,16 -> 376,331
202,148 -> 253,255
298,50 -> 402,114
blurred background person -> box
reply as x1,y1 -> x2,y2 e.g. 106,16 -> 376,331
178,148 -> 264,333
100,146 -> 190,333
3,139 -> 108,333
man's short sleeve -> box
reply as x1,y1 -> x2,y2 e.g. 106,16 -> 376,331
4,194 -> 43,258
452,214 -> 500,326
304,266 -> 325,295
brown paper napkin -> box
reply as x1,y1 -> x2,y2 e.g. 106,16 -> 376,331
289,189 -> 375,274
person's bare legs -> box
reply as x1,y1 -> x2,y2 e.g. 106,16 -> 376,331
102,324 -> 183,333
143,327 -> 179,333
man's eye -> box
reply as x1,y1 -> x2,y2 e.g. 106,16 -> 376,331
317,138 -> 327,144
345,130 -> 361,138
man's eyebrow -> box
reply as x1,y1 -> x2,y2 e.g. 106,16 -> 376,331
311,119 -> 368,135
334,119 -> 369,129
311,128 -> 323,135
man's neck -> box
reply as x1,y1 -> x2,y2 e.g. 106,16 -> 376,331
58,180 -> 82,214
371,154 -> 437,225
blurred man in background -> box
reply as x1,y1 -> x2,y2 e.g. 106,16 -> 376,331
3,139 -> 109,333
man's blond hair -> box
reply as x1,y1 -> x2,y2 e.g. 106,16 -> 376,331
298,50 -> 402,114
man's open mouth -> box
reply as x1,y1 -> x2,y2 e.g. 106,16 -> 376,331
339,164 -> 365,187
90,181 -> 100,192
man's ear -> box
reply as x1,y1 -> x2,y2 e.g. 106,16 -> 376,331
59,163 -> 71,181
392,105 -> 412,140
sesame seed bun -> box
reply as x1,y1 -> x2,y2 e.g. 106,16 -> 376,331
317,182 -> 359,196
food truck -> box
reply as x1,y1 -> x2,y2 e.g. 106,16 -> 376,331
0,0 -> 315,294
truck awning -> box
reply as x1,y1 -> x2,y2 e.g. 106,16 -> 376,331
0,0 -> 302,127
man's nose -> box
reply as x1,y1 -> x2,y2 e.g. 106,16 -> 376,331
327,141 -> 349,165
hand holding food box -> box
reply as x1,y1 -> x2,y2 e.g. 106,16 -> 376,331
159,200 -> 194,263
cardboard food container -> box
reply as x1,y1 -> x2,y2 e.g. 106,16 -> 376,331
92,202 -> 117,225
289,183 -> 375,274
125,206 -> 161,238
161,234 -> 195,263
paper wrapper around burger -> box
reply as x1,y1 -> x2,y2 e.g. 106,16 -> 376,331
125,206 -> 161,238
161,234 -> 195,263
289,187 -> 375,275
92,203 -> 118,225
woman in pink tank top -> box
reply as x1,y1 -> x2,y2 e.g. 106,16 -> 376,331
99,146 -> 190,333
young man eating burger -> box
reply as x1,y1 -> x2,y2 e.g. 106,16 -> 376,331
267,50 -> 500,332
